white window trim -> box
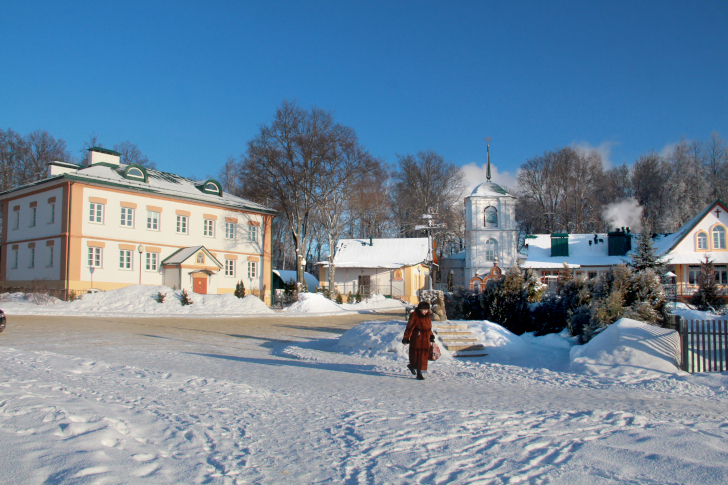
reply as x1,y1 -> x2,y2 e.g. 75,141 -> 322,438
89,203 -> 105,224
88,247 -> 103,268
120,207 -> 135,228
49,203 -> 55,224
11,249 -> 18,269
28,247 -> 35,268
13,211 -> 19,230
147,211 -> 160,231
225,259 -> 235,277
47,246 -> 54,267
204,219 -> 215,238
119,249 -> 133,270
248,261 -> 258,279
176,215 -> 189,235
30,207 -> 36,227
249,225 -> 258,242
146,252 -> 159,271
225,222 -> 236,240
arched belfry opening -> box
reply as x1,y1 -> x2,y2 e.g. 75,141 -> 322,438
484,206 -> 498,227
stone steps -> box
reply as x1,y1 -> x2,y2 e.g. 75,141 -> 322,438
432,322 -> 488,357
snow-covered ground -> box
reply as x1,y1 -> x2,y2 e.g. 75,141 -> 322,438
0,285 -> 407,317
1,288 -> 728,483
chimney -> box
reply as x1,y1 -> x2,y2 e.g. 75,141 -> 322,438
608,228 -> 632,256
47,160 -> 80,177
87,147 -> 121,167
551,233 -> 569,257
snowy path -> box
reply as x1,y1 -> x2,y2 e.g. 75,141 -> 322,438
2,315 -> 728,484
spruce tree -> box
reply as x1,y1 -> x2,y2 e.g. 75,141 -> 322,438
691,255 -> 723,311
629,217 -> 669,275
234,280 -> 246,298
180,289 -> 193,306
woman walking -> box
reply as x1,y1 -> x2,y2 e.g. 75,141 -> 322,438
402,301 -> 435,380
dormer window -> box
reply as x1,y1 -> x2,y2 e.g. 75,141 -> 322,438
121,164 -> 148,183
197,179 -> 223,196
128,167 -> 144,179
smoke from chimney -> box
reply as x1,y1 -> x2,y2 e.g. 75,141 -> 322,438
601,197 -> 643,232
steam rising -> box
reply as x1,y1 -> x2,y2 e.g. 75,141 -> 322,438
602,197 -> 643,232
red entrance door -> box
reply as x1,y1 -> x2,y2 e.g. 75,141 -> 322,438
193,277 -> 207,294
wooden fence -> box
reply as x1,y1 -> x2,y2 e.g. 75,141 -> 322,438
678,319 -> 728,373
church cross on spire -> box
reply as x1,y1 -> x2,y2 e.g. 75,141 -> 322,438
484,136 -> 492,182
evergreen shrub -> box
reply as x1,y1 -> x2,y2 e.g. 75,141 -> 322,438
691,255 -> 724,311
234,280 -> 246,299
180,289 -> 193,306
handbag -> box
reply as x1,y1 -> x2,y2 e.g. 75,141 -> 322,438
429,342 -> 441,361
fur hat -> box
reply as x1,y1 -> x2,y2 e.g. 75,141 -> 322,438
416,301 -> 431,311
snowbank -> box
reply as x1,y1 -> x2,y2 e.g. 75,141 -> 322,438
285,293 -> 346,314
671,303 -> 727,321
570,318 -> 680,375
335,321 -> 408,358
335,320 -> 453,360
0,285 -> 274,317
340,294 -> 408,311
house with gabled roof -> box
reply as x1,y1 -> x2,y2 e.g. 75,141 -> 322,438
317,237 -> 430,304
0,147 -> 275,303
655,199 -> 727,299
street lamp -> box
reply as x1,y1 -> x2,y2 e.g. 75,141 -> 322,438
137,244 -> 145,285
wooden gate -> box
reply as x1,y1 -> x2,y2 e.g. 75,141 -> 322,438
679,319 -> 728,373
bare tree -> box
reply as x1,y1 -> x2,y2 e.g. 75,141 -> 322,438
517,147 -> 604,234
23,130 -> 70,183
0,128 -> 27,191
705,132 -> 728,201
390,150 -> 467,240
113,140 -> 156,169
218,156 -> 241,195
347,164 -> 395,238
78,132 -> 103,165
241,100 -> 367,285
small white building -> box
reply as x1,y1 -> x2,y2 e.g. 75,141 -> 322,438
655,199 -> 727,299
317,238 -> 430,304
0,147 -> 275,303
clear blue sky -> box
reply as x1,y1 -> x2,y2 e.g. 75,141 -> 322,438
2,1 -> 726,184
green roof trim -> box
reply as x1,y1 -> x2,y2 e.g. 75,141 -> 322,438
197,179 -> 223,197
551,233 -> 569,237
121,164 -> 149,183
525,235 -> 538,239
88,146 -> 121,156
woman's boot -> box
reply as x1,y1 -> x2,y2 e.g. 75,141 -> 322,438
416,370 -> 425,380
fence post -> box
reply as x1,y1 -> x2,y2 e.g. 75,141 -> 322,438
678,316 -> 689,372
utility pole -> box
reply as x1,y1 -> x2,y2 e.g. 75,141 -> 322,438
414,208 -> 447,291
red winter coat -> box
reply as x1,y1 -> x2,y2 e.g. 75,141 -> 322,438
403,310 -> 434,371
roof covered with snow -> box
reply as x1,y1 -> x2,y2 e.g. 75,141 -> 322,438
162,246 -> 222,267
273,270 -> 319,289
324,238 -> 430,269
0,162 -> 275,215
467,182 -> 514,198
522,233 -> 630,269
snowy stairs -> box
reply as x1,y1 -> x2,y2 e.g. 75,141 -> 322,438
432,322 -> 488,357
